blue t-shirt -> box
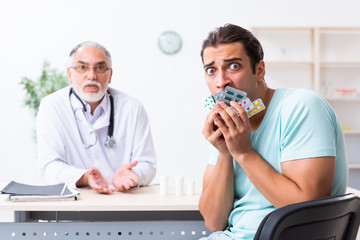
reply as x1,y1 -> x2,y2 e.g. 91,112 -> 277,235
208,88 -> 348,239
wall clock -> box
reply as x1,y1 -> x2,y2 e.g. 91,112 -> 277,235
158,31 -> 182,55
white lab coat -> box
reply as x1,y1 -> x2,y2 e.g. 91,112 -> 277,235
36,86 -> 156,188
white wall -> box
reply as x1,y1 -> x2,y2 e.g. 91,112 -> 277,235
1,0 -> 360,187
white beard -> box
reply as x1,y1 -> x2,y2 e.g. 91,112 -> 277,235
73,80 -> 107,103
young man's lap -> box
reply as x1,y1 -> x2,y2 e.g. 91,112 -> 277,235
199,231 -> 234,240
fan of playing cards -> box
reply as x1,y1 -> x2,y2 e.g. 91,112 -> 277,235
204,86 -> 266,118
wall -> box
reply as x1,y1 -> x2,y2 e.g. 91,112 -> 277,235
1,0 -> 360,187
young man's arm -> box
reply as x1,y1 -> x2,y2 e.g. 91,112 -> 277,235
199,109 -> 235,231
213,101 -> 335,208
199,154 -> 234,231
236,151 -> 334,208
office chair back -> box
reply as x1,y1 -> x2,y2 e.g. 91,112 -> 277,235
254,193 -> 360,240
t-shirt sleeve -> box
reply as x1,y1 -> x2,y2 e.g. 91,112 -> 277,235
280,89 -> 337,162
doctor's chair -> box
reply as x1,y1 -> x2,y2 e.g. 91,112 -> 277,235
254,193 -> 360,240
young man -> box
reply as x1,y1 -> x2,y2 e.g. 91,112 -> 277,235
199,24 -> 348,239
37,41 -> 156,194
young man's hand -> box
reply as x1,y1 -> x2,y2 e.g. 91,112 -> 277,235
211,101 -> 252,159
203,107 -> 231,157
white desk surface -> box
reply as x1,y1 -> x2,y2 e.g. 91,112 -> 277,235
347,186 -> 360,196
0,185 -> 201,212
0,184 -> 359,212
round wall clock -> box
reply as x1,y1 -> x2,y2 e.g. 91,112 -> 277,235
158,31 -> 182,55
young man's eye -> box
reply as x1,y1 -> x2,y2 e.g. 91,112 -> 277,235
206,68 -> 216,75
229,63 -> 240,70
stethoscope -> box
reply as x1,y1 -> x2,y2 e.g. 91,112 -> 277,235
70,88 -> 116,149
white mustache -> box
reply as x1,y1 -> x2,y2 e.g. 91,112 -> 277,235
81,81 -> 102,90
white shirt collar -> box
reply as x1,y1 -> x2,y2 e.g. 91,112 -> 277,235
69,88 -> 110,128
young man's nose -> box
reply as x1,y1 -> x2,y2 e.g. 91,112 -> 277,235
216,71 -> 231,89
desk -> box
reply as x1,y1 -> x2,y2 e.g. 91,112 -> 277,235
347,186 -> 360,197
1,186 -> 359,240
1,185 -> 203,221
0,185 -> 208,240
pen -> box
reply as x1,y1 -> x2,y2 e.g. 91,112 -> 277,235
60,184 -> 67,196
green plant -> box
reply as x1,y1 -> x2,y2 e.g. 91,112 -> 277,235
20,61 -> 68,116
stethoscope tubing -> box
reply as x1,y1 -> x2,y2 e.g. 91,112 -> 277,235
70,88 -> 115,148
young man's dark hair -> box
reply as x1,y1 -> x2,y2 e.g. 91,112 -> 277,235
200,24 -> 264,74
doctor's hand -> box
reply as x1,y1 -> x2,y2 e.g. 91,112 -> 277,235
87,168 -> 115,194
212,101 -> 252,158
112,160 -> 139,191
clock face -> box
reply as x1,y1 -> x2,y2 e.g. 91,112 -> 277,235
158,31 -> 182,55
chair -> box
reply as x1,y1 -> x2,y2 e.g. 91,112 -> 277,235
254,193 -> 360,240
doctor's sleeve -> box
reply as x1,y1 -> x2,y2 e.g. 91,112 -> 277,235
131,105 -> 157,186
36,99 -> 87,188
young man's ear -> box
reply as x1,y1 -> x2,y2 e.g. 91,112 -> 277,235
256,60 -> 265,82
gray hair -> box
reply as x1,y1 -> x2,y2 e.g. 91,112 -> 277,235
68,41 -> 112,67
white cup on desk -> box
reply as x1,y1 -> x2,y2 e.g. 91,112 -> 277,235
159,176 -> 169,196
175,176 -> 184,196
186,180 -> 195,196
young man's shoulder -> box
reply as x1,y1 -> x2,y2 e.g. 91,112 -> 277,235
276,88 -> 327,108
275,88 -> 336,123
277,87 -> 322,100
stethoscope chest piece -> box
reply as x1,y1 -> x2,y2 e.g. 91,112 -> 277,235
104,136 -> 116,149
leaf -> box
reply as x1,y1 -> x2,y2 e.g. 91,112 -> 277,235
20,61 -> 68,117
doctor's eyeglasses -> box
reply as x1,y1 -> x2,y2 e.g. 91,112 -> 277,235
70,63 -> 111,74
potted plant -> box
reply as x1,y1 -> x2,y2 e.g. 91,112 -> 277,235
20,61 -> 68,117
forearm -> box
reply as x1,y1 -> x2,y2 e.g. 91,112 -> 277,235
199,153 -> 234,231
76,172 -> 89,187
132,161 -> 156,186
235,151 -> 330,208
37,108 -> 87,188
40,160 -> 87,189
